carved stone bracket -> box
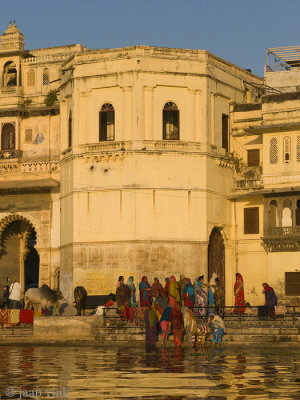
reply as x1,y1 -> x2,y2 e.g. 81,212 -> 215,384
83,153 -> 124,164
216,158 -> 234,169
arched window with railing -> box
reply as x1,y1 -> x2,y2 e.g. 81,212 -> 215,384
1,123 -> 15,150
283,136 -> 292,164
163,102 -> 179,140
282,199 -> 293,227
99,103 -> 115,141
268,200 -> 279,228
269,137 -> 278,164
3,61 -> 17,87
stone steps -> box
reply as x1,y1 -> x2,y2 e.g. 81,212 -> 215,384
0,326 -> 34,342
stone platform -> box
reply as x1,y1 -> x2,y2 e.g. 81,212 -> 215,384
0,314 -> 300,346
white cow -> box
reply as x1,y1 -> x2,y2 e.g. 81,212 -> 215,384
24,284 -> 64,312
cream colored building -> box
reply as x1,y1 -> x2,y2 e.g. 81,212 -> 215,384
1,23 -> 298,306
231,47 -> 300,306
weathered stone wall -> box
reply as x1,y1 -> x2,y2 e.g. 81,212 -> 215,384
60,241 -> 207,301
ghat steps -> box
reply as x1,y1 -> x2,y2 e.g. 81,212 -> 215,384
0,317 -> 299,345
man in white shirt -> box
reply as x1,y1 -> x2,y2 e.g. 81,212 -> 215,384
9,278 -> 22,309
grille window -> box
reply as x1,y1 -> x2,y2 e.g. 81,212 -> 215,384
283,136 -> 292,163
297,136 -> 300,162
42,68 -> 49,86
27,69 -> 35,86
270,138 -> 278,164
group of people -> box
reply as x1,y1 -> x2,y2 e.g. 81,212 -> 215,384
116,274 -> 225,313
114,272 -> 280,347
233,273 -> 278,318
1,279 -> 22,310
115,274 -> 226,348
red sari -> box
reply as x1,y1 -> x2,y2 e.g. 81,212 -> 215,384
233,273 -> 245,313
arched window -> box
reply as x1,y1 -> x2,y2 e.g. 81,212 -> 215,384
3,61 -> 17,87
68,112 -> 72,148
283,136 -> 292,163
269,138 -> 278,164
27,69 -> 35,87
282,199 -> 293,227
268,200 -> 279,228
163,102 -> 179,140
99,103 -> 115,141
42,68 -> 49,86
1,123 -> 15,150
296,199 -> 300,226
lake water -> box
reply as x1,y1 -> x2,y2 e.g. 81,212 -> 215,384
0,346 -> 299,399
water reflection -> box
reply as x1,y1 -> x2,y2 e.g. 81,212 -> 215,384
0,346 -> 299,399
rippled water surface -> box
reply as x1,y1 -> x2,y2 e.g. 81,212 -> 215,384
0,346 -> 300,399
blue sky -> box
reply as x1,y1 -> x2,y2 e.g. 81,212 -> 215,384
1,0 -> 300,76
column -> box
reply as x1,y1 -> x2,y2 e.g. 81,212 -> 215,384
188,89 -> 196,142
144,86 -> 154,140
195,90 -> 201,143
122,86 -> 132,141
210,93 -> 216,145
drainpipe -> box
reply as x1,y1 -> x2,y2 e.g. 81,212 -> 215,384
233,198 -> 238,274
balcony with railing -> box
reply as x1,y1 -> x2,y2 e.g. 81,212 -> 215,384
264,226 -> 300,237
262,225 -> 300,252
234,166 -> 263,191
0,150 -> 22,159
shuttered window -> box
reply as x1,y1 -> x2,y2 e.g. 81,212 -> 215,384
222,114 -> 229,152
285,272 -> 300,296
247,149 -> 260,167
244,207 -> 259,234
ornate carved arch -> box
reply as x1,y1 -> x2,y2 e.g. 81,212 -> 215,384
208,227 -> 225,285
0,214 -> 39,251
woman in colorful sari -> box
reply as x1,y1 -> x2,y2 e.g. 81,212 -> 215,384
207,275 -> 216,314
170,303 -> 184,347
178,274 -> 186,306
116,279 -> 131,316
209,313 -> 225,348
183,278 -> 195,308
262,283 -> 277,319
168,276 -> 180,307
213,277 -> 225,317
144,305 -> 158,347
139,276 -> 152,307
234,273 -> 245,314
127,276 -> 136,307
160,305 -> 172,345
194,276 -> 208,316
164,277 -> 170,296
